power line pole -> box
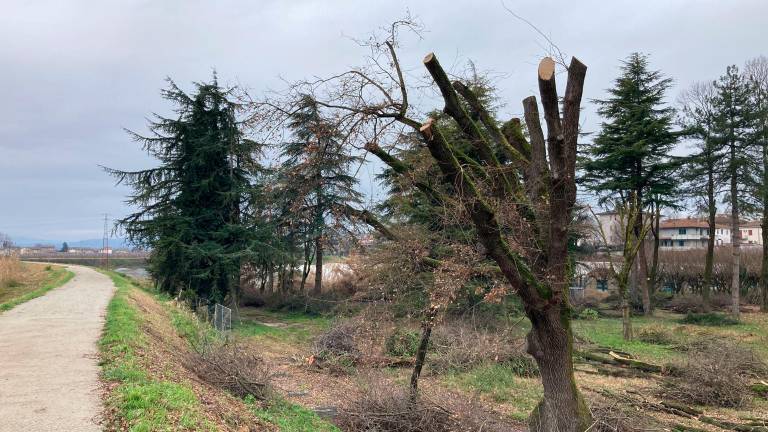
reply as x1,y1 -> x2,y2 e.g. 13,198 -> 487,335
102,213 -> 110,269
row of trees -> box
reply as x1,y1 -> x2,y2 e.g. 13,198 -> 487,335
679,58 -> 768,317
582,53 -> 768,336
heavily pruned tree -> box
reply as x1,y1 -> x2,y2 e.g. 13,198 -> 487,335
581,53 -> 679,316
251,21 -> 591,431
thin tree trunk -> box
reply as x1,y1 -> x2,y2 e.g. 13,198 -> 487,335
649,205 -> 661,304
730,143 -> 741,320
704,170 -> 716,309
313,235 -> 323,295
618,273 -> 633,341
762,139 -> 768,312
410,307 -> 437,395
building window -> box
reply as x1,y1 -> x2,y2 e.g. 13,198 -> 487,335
596,279 -> 608,291
749,230 -> 753,236
678,228 -> 687,235
678,240 -> 685,247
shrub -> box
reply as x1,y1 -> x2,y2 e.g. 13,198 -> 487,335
751,383 -> 768,399
679,312 -> 739,326
636,325 -> 676,345
666,294 -> 706,313
192,337 -> 272,400
428,324 -> 536,375
659,338 -> 768,408
576,307 -> 599,320
384,328 -> 421,358
312,321 -> 360,370
335,379 -> 457,432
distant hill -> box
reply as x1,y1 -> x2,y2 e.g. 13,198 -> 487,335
11,236 -> 132,249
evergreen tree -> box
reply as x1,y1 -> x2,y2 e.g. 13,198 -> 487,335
712,65 -> 759,319
744,56 -> 768,312
60,242 -> 69,253
279,96 -> 362,294
581,52 -> 679,318
679,81 -> 722,307
106,76 -> 259,305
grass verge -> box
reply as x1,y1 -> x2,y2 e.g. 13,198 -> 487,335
0,265 -> 73,313
245,396 -> 340,432
99,271 -> 214,431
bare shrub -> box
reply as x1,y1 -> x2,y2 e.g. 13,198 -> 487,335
313,321 -> 360,362
428,323 -> 536,376
635,325 -> 677,345
335,378 -> 457,432
660,338 -> 768,408
666,294 -> 706,313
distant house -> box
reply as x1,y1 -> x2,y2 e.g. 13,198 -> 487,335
659,216 -> 764,249
740,220 -> 763,246
570,260 -> 618,301
658,218 -> 722,249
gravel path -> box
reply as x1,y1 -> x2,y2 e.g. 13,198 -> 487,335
0,265 -> 115,432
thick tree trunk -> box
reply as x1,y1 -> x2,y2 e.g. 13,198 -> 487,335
313,236 -> 323,295
730,143 -> 741,320
526,307 -> 592,432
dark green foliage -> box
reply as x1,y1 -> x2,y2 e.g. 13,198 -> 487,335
679,312 -> 739,326
581,53 -> 680,209
106,76 -> 262,303
712,65 -> 758,212
384,328 -> 421,357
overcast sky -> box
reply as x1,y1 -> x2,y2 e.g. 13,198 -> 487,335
1,0 -> 766,241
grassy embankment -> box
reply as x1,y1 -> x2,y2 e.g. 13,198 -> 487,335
0,258 -> 74,312
100,270 -> 338,432
99,271 -> 216,431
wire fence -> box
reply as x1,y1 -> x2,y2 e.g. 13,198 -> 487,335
213,303 -> 232,334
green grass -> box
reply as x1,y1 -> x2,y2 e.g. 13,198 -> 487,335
680,311 -> 740,326
99,271 -> 214,431
0,266 -> 73,312
444,363 -> 542,421
572,311 -> 768,362
245,396 -> 340,432
236,308 -> 331,344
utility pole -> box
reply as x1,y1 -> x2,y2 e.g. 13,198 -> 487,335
102,213 -> 110,269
